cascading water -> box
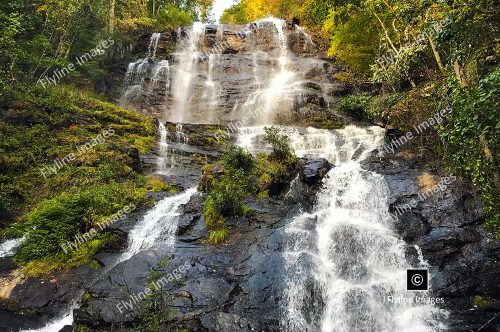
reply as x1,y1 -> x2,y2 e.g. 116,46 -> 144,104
148,32 -> 161,58
201,53 -> 220,121
236,18 -> 297,124
21,305 -> 78,332
236,126 -> 447,331
119,187 -> 197,262
120,33 -> 169,108
24,122 -> 197,332
120,18 -> 335,126
120,121 -> 196,261
157,122 -> 168,172
170,22 -> 205,122
150,60 -> 170,90
0,236 -> 25,257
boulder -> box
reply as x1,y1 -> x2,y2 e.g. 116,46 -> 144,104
300,158 -> 332,184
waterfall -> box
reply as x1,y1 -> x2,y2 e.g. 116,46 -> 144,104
150,60 -> 170,90
120,33 -> 168,106
20,305 -> 78,332
170,22 -> 205,122
236,18 -> 297,124
295,25 -> 316,51
175,123 -> 189,145
119,187 -> 197,262
120,18 -> 331,126
157,122 -> 168,173
236,126 -> 447,331
0,236 -> 25,257
148,32 -> 161,58
202,54 -> 220,121
119,121 -> 196,262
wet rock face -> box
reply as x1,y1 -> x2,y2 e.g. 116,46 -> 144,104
0,310 -> 45,331
117,21 -> 347,128
364,148 -> 500,331
68,123 -> 331,332
299,157 -> 332,185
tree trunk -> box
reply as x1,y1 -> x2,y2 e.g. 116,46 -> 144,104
108,0 -> 115,33
453,60 -> 467,87
372,11 -> 399,55
428,36 -> 445,74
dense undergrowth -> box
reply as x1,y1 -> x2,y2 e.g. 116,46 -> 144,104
200,127 -> 297,244
0,84 -> 159,275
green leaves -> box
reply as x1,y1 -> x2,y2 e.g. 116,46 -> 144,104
441,68 -> 500,234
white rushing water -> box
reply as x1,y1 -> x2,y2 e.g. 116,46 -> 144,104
0,236 -> 24,257
24,122 -> 197,332
201,53 -> 220,122
171,22 -> 205,122
237,126 -> 447,332
150,60 -> 170,90
148,32 -> 161,58
237,18 -> 297,124
121,18 -> 324,125
20,305 -> 77,332
119,187 -> 197,262
120,33 -> 169,106
157,122 -> 169,172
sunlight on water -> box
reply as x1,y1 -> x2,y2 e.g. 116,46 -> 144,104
237,126 -> 448,331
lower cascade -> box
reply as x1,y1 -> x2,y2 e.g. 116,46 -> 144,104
119,187 -> 197,262
237,126 -> 448,331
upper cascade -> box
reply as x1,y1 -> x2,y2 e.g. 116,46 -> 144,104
120,18 -> 345,127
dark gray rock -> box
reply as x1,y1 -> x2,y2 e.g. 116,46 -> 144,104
393,212 -> 431,241
0,310 -> 44,331
365,147 -> 500,331
300,157 -> 332,184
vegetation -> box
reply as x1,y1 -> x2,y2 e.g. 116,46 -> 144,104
0,0 -> 213,95
0,85 -> 159,274
0,0 -> 216,274
221,0 -> 499,235
200,127 -> 297,243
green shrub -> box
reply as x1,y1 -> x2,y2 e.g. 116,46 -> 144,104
440,68 -> 500,234
201,133 -> 299,244
368,93 -> 404,119
222,145 -> 255,173
202,169 -> 248,245
264,127 -> 295,161
203,171 -> 247,226
208,229 -> 229,244
337,94 -> 373,120
14,182 -> 149,264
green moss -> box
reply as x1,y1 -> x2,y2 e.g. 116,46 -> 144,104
20,231 -> 122,276
22,259 -> 66,277
302,114 -> 345,130
208,229 -> 229,244
0,84 -> 157,269
74,325 -> 95,332
473,295 -> 492,308
146,176 -> 177,193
